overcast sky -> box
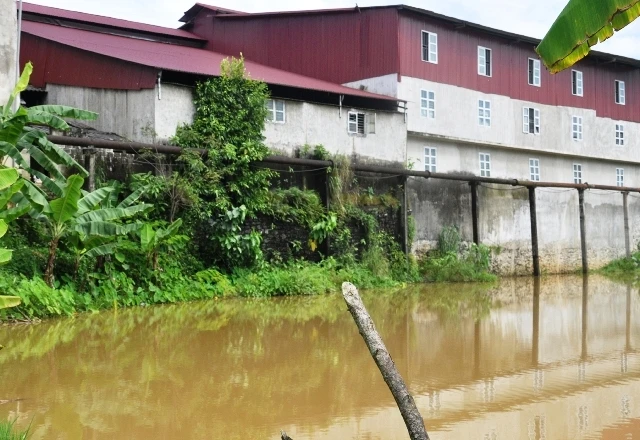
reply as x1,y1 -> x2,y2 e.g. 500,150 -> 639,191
24,0 -> 640,59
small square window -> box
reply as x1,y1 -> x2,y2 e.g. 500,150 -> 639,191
266,99 -> 285,123
522,107 -> 540,134
573,163 -> 582,184
478,46 -> 492,77
616,124 -> 624,146
572,70 -> 583,96
615,80 -> 626,105
529,158 -> 540,181
478,100 -> 491,126
421,31 -> 438,63
347,111 -> 374,135
424,147 -> 437,172
617,168 -> 625,187
572,116 -> 583,141
479,153 -> 491,177
420,90 -> 436,118
528,58 -> 541,87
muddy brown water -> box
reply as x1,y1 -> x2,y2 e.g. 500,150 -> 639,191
1,275 -> 640,439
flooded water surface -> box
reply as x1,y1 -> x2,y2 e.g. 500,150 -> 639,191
1,275 -> 640,439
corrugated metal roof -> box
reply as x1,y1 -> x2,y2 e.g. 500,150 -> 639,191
179,3 -> 246,23
23,2 -> 205,41
22,21 -> 399,102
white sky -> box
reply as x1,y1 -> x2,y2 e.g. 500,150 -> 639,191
23,0 -> 640,59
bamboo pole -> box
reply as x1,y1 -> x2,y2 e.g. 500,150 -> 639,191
528,187 -> 540,276
623,192 -> 631,258
341,282 -> 429,440
578,189 -> 588,274
470,182 -> 479,245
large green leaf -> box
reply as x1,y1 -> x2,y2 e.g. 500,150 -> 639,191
117,185 -> 150,208
536,0 -> 640,73
82,242 -> 119,259
25,111 -> 69,131
0,108 -> 28,145
0,296 -> 21,310
3,62 -> 32,116
36,134 -> 88,176
0,168 -> 19,191
27,105 -> 98,121
74,204 -> 153,224
140,223 -> 156,251
77,187 -> 115,215
0,198 -> 33,223
70,221 -> 128,236
0,249 -> 12,264
0,140 -> 30,170
50,174 -> 84,224
0,179 -> 24,210
156,218 -> 183,240
0,220 -> 7,240
21,180 -> 52,213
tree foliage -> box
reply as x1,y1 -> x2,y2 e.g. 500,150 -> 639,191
537,0 -> 640,72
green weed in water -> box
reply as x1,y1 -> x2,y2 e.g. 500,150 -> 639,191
0,420 -> 30,440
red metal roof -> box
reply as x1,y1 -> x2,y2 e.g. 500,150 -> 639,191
21,20 -> 398,101
23,2 -> 204,41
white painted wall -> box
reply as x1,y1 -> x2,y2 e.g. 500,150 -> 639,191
263,100 -> 406,164
343,73 -> 399,98
154,83 -> 195,142
0,0 -> 17,104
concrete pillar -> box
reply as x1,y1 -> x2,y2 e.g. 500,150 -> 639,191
83,147 -> 96,192
0,0 -> 18,104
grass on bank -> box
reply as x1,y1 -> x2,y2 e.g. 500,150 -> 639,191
599,252 -> 640,279
0,420 -> 29,440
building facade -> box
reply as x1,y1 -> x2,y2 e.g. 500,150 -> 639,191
0,0 -> 17,104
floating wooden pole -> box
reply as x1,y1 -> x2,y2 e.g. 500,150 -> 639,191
532,277 -> 540,366
470,182 -> 479,245
581,276 -> 589,360
623,192 -> 631,258
578,189 -> 588,274
402,176 -> 409,255
528,187 -> 540,276
341,282 -> 429,440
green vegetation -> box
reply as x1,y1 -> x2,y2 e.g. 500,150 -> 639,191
0,420 -> 29,440
0,59 -> 497,323
599,252 -> 640,283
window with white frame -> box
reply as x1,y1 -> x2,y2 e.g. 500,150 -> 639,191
478,100 -> 491,126
617,168 -> 625,187
616,123 -> 624,146
573,163 -> 582,184
424,147 -> 437,172
478,46 -> 492,76
572,70 -> 583,96
529,158 -> 540,181
572,116 -> 583,141
420,90 -> 435,118
479,153 -> 491,177
528,58 -> 541,86
421,31 -> 438,63
522,107 -> 540,134
615,80 -> 626,104
347,111 -> 375,135
266,99 -> 285,123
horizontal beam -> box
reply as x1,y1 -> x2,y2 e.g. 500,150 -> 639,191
47,135 -> 640,193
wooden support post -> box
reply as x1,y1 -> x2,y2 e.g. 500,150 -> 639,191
342,282 -> 429,440
532,277 -> 540,366
473,320 -> 481,379
626,285 -> 632,352
623,192 -> 631,258
528,187 -> 540,276
470,181 -> 479,245
578,189 -> 588,274
581,276 -> 588,360
83,146 -> 96,192
402,176 -> 409,255
324,168 -> 331,257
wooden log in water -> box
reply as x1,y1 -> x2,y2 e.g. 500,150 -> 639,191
341,282 -> 430,440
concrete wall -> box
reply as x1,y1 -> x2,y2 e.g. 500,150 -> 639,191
263,100 -> 406,163
155,83 -> 194,142
0,0 -> 16,104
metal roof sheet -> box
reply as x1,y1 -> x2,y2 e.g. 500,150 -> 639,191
22,2 -> 205,41
22,21 -> 399,102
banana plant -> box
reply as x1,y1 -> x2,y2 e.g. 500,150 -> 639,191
0,62 -> 97,197
537,0 -> 640,73
139,219 -> 185,271
34,174 -> 152,287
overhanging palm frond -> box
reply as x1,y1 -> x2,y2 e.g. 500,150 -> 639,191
536,0 -> 640,73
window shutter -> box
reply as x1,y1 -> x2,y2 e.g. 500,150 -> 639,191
367,113 -> 376,134
522,107 -> 529,133
534,109 -> 540,134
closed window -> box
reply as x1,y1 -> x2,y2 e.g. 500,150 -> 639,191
572,116 -> 583,141
522,107 -> 540,134
573,163 -> 582,184
422,31 -> 438,63
424,147 -> 437,172
617,168 -> 624,187
348,111 -> 375,134
529,158 -> 540,181
478,100 -> 491,126
528,58 -> 541,86
615,80 -> 626,105
421,90 -> 435,118
266,99 -> 285,123
616,124 -> 624,146
478,46 -> 492,76
572,70 -> 583,96
479,153 -> 491,177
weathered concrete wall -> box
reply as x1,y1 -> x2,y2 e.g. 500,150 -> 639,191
0,0 -> 16,104
45,84 -> 156,143
263,100 -> 406,163
154,84 -> 194,142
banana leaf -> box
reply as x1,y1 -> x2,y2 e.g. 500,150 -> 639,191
0,168 -> 19,191
537,0 -> 640,72
50,175 -> 84,224
70,221 -> 131,237
74,204 -> 153,223
3,62 -> 32,116
77,187 -> 115,215
27,105 -> 98,121
0,296 -> 21,310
